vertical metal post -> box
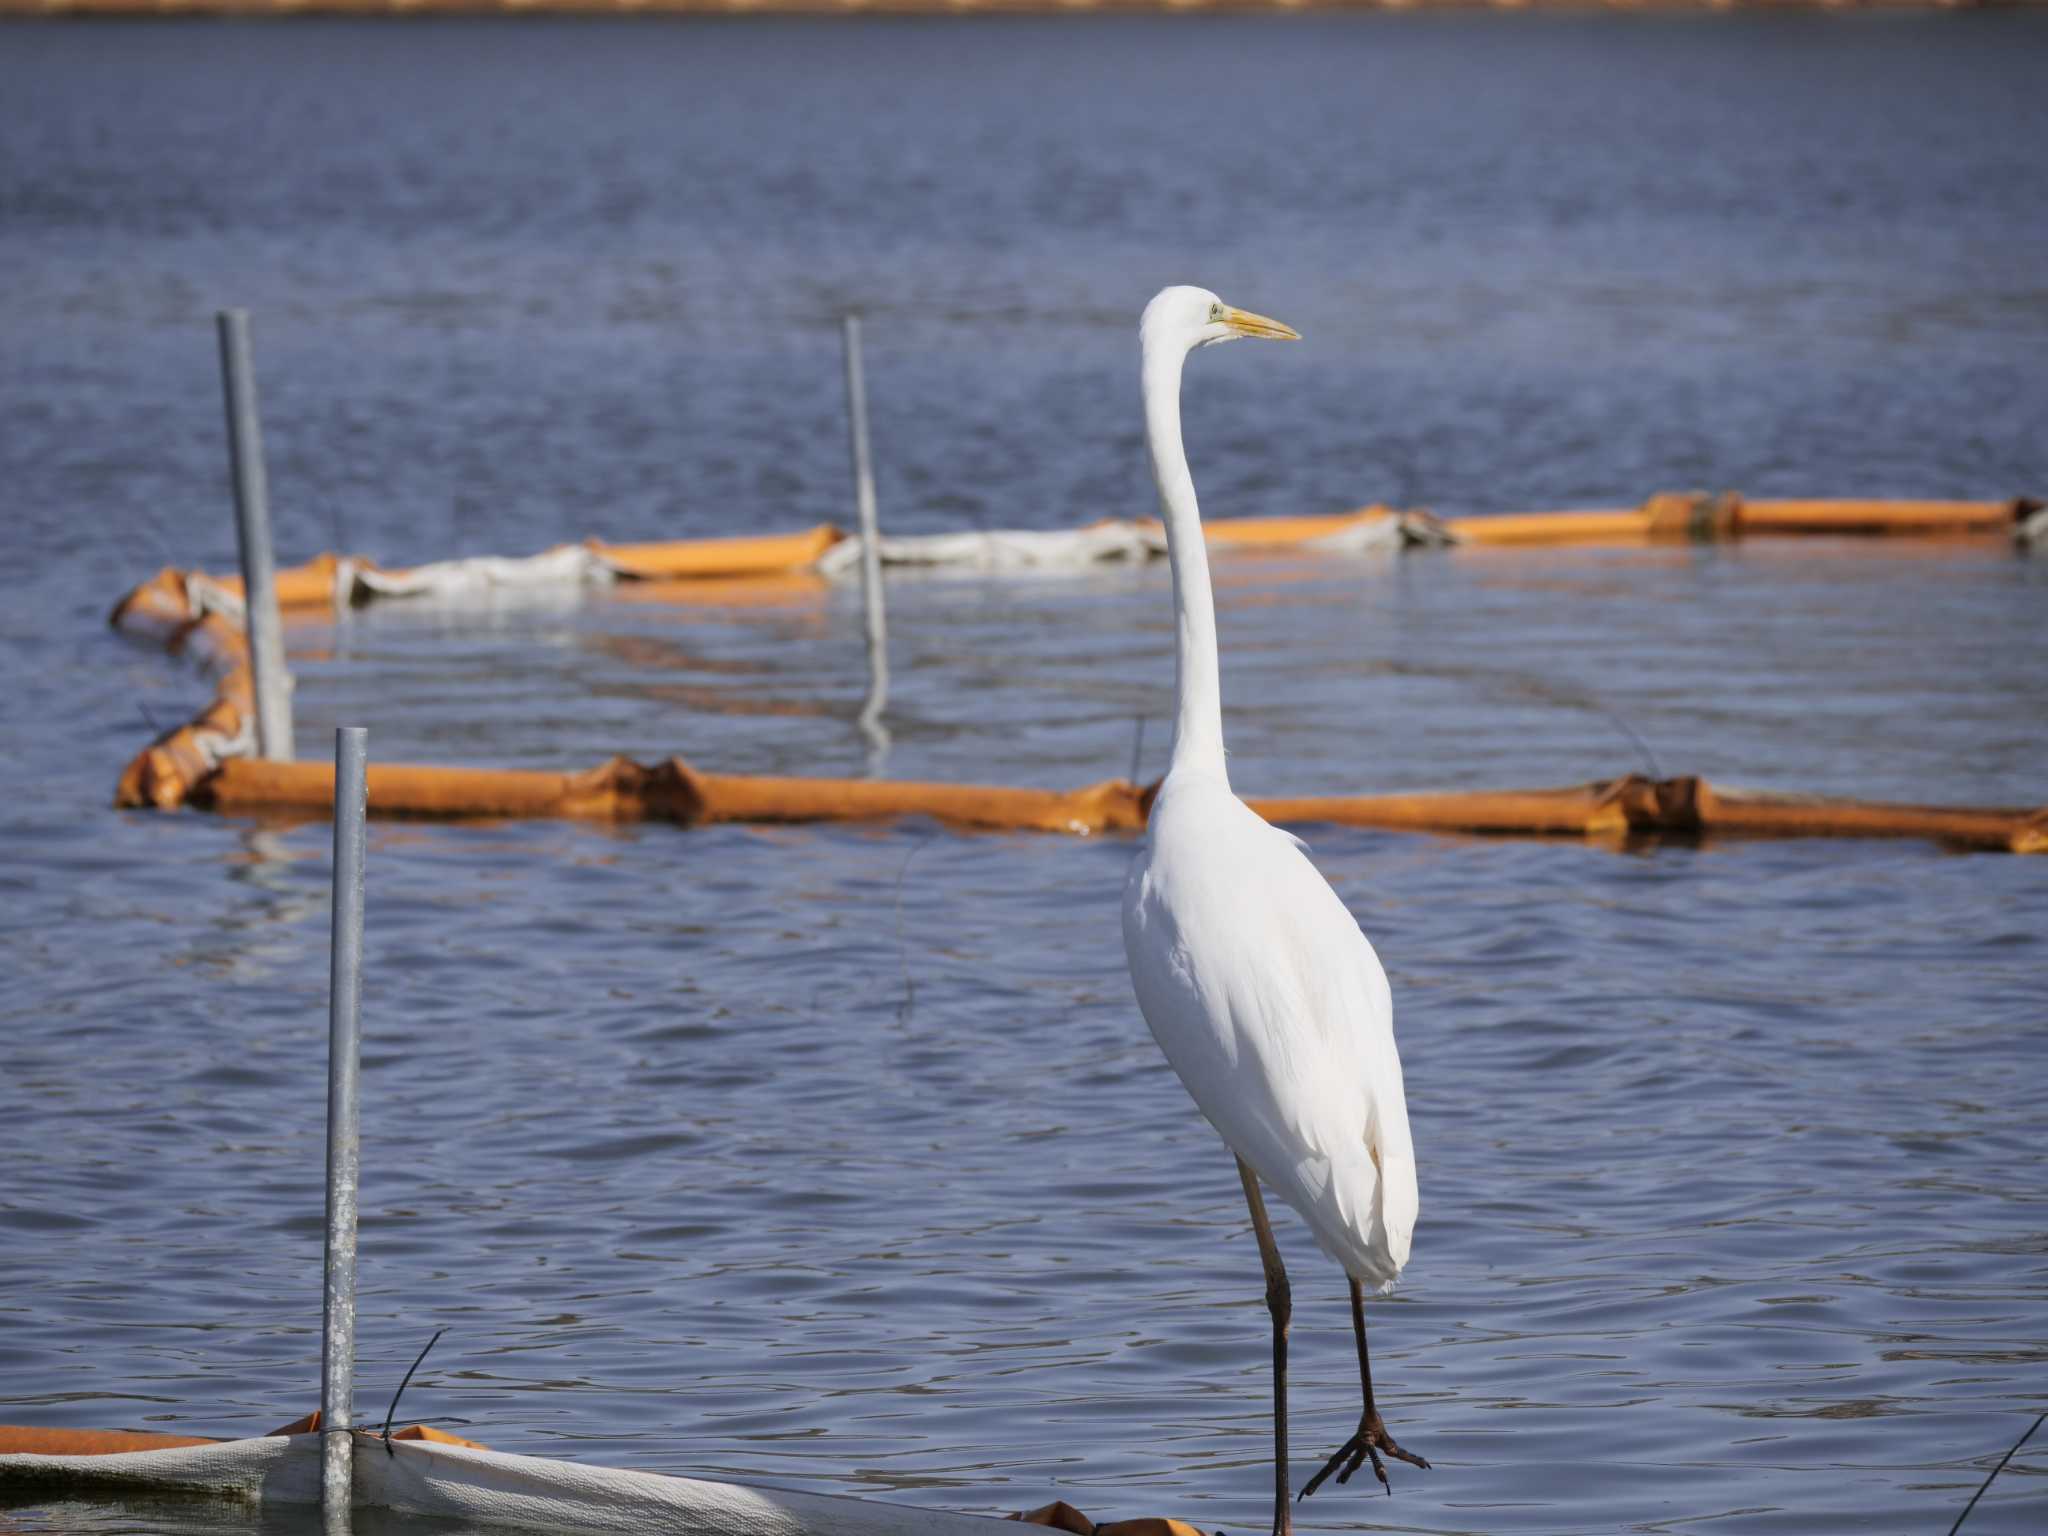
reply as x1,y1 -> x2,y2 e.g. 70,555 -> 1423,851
321,727 -> 367,1528
217,309 -> 295,762
841,314 -> 890,764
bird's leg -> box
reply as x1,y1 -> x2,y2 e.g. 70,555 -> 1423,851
1300,1276 -> 1429,1499
1235,1156 -> 1293,1536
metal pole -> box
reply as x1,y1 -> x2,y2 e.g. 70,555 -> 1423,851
320,726 -> 368,1529
217,309 -> 295,762
841,314 -> 890,765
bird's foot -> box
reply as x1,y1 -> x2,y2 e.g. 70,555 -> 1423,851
1298,1409 -> 1428,1499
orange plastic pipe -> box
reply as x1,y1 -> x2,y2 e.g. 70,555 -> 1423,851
194,756 -> 1154,836
1737,500 -> 2012,536
1257,778 -> 2045,851
1247,784 -> 1632,836
0,1426 -> 223,1455
687,767 -> 1150,835
176,759 -> 2046,853
1695,783 -> 2045,852
1195,508 -> 1395,547
197,553 -> 349,611
594,525 -> 844,579
109,497 -> 2029,641
1442,509 -> 1651,546
152,529 -> 847,626
198,759 -> 654,822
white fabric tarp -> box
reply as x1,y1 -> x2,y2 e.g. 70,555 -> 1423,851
185,546 -> 620,621
814,510 -> 1452,579
0,1434 -> 316,1504
177,515 -> 1451,619
0,1433 -> 1018,1535
1301,510 -> 1455,553
341,545 -> 621,605
814,521 -> 1163,578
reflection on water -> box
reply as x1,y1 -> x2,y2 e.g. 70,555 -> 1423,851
3,13 -> 2046,1536
182,828 -> 327,983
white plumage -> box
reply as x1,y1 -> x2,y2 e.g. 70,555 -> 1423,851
1119,285 -> 1427,1525
1124,781 -> 1417,1290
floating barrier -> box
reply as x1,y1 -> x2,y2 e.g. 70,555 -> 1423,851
115,527 -> 847,628
109,494 -> 2043,849
114,605 -> 256,808
114,495 -> 2041,630
115,510 -> 1443,629
1444,494 -> 2038,547
0,1419 -> 1194,1535
120,755 -> 2047,854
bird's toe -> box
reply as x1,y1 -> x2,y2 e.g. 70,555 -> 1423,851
1300,1414 -> 1428,1500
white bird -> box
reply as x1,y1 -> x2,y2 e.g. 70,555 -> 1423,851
1120,286 -> 1427,1534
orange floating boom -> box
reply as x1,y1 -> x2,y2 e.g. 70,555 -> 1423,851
106,495 -> 2037,631
594,525 -> 844,579
0,1427 -> 224,1456
175,552 -> 352,612
107,492 -> 2040,837
1438,495 -> 2027,547
191,756 -> 1156,837
1440,508 -> 1651,546
163,757 -> 2048,854
1184,506 -> 1400,546
1737,499 -> 2015,536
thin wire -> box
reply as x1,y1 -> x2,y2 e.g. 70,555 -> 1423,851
1946,1410 -> 2046,1536
892,835 -> 934,1024
382,1327 -> 447,1455
1585,698 -> 1664,782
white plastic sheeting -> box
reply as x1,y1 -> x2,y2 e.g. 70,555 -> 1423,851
0,1434 -> 316,1504
373,1437 -> 1015,1536
185,545 -> 622,622
815,521 -> 1163,578
1299,510 -> 1456,554
173,515 -> 1449,618
0,1432 -> 1018,1535
169,713 -> 255,786
342,545 -> 621,605
814,510 -> 1452,580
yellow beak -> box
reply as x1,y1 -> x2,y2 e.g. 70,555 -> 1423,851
1223,305 -> 1302,342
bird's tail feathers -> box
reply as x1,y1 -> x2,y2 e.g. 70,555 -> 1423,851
1378,1149 -> 1417,1276
1299,1144 -> 1411,1293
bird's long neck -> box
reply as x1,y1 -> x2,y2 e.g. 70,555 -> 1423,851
1143,340 -> 1228,784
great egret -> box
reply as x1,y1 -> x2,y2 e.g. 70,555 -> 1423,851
1120,286 -> 1427,1534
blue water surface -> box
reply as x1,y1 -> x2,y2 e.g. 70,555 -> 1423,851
2,14 -> 2046,1534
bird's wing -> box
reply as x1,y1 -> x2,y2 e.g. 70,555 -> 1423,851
1124,797 -> 1416,1286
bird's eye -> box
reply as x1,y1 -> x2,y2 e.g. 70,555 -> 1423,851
1209,304 -> 1225,322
